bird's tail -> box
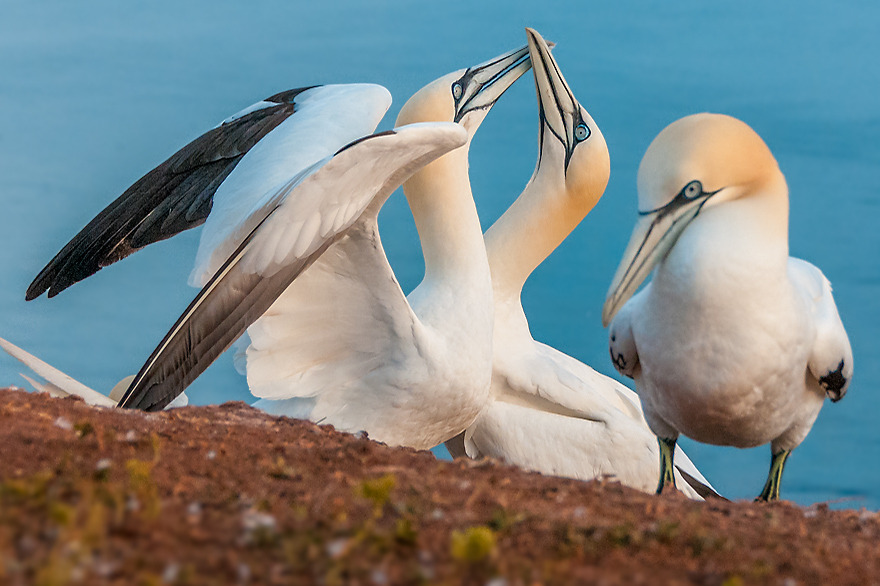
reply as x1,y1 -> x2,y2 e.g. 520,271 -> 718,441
676,465 -> 727,501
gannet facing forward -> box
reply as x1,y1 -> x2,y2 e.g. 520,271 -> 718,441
602,114 -> 853,501
445,29 -> 713,499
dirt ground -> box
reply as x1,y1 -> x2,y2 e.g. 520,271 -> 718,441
0,387 -> 878,586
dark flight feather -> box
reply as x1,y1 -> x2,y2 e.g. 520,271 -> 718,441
26,86 -> 317,301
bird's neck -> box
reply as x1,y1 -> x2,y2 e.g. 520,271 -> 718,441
484,170 -> 594,303
404,145 -> 491,290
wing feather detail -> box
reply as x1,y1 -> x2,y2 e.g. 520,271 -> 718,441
26,89 -> 317,300
118,122 -> 469,411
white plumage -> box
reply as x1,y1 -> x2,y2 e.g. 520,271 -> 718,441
603,113 -> 852,500
244,45 -> 534,449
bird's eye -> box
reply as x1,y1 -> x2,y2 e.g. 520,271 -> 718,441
452,83 -> 463,100
683,180 -> 702,199
574,123 -> 590,141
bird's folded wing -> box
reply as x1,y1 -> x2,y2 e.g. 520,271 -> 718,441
788,258 -> 854,390
116,122 -> 468,411
487,341 -> 717,495
533,341 -> 647,421
492,341 -> 645,425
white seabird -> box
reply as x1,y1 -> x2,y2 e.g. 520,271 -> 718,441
23,46 -> 533,452
6,119 -> 470,413
16,83 -> 394,408
238,46 -> 534,448
445,29 -> 714,499
602,113 -> 853,501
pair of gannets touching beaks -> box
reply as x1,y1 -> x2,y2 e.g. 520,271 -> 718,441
5,27 -> 852,502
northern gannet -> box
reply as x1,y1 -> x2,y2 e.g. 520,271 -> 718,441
239,46 -> 533,448
602,113 -> 853,501
24,45 -> 534,452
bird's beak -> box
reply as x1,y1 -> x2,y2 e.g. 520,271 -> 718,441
601,191 -> 717,326
453,44 -> 532,123
526,27 -> 584,172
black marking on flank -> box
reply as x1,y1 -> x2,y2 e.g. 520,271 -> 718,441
610,346 -> 628,375
819,359 -> 847,402
334,130 -> 396,156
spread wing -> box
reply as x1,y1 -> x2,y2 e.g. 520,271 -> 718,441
27,84 -> 394,300
26,87 -> 315,300
788,257 -> 853,400
246,213 -> 422,426
0,336 -> 189,409
116,122 -> 468,411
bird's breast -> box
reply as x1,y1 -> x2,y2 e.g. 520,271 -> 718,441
632,218 -> 819,446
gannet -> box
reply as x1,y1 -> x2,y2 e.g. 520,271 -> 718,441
602,113 -> 853,501
237,46 -> 533,448
9,119 -> 470,416
445,29 -> 714,499
19,82 -> 397,407
25,45 -> 533,451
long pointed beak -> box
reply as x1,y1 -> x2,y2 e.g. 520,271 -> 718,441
601,193 -> 714,327
526,27 -> 587,171
453,44 -> 532,122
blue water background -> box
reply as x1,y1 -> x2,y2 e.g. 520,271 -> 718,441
0,1 -> 877,507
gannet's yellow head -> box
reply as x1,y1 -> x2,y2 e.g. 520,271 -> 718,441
525,27 -> 610,222
637,113 -> 779,212
603,114 -> 786,326
396,44 -> 532,137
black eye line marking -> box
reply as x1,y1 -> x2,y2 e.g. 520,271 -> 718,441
452,52 -> 530,123
533,46 -> 590,174
534,46 -> 566,149
638,182 -> 718,216
609,184 -> 722,307
563,109 -> 590,171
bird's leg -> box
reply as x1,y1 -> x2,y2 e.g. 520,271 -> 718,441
656,437 -> 677,495
756,449 -> 791,502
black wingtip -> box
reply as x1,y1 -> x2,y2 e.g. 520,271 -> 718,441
25,271 -> 51,301
676,466 -> 728,501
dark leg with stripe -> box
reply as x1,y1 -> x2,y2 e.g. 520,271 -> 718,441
756,449 -> 791,502
656,437 -> 677,495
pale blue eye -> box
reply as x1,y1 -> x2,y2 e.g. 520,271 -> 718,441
452,83 -> 463,100
683,180 -> 703,199
575,123 -> 589,141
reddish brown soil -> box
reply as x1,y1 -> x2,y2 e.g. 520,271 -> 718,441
0,387 -> 877,585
